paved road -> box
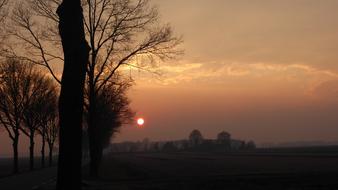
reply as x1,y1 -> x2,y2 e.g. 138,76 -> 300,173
98,152 -> 338,190
0,167 -> 56,190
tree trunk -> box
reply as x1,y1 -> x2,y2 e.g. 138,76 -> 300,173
88,138 -> 101,178
88,129 -> 103,178
56,0 -> 90,189
88,76 -> 101,178
12,136 -> 19,174
41,133 -> 45,168
48,142 -> 53,167
29,132 -> 35,170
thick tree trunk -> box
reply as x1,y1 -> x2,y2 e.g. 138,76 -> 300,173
41,133 -> 46,168
29,133 -> 35,170
88,136 -> 101,178
56,0 -> 90,189
88,78 -> 101,178
88,148 -> 99,177
88,132 -> 103,178
12,136 -> 19,174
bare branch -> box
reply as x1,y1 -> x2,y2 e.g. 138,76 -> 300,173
0,0 -> 8,23
6,2 -> 62,84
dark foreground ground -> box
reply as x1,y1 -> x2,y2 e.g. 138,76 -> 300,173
1,150 -> 338,189
93,151 -> 338,190
0,157 -> 57,178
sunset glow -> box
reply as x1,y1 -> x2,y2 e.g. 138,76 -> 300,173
115,0 -> 338,144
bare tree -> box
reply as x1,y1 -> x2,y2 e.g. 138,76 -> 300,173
36,91 -> 59,168
85,74 -> 134,176
189,129 -> 204,147
6,0 -> 182,179
21,70 -> 57,170
46,116 -> 58,167
37,86 -> 58,168
38,108 -> 59,167
3,1 -> 62,83
0,58 -> 31,173
29,77 -> 58,168
81,0 -> 181,177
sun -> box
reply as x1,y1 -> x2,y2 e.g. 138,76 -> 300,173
137,118 -> 145,126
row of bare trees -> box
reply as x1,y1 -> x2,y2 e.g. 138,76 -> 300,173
1,0 -> 182,188
0,58 -> 133,175
0,59 -> 59,173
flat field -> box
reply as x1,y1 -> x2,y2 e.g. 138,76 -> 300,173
97,149 -> 338,190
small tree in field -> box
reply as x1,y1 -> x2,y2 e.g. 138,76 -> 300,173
189,129 -> 204,147
217,131 -> 231,150
43,113 -> 59,167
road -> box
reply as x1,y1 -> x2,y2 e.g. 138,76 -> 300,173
97,152 -> 338,190
0,166 -> 56,190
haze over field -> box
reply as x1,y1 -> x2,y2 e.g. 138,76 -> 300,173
2,0 -> 338,157
118,0 -> 338,143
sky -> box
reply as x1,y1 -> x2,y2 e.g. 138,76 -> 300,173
2,0 -> 338,157
115,0 -> 338,144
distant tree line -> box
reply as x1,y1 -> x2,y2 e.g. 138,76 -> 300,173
111,129 -> 256,153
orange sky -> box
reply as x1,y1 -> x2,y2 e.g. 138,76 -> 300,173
2,0 -> 338,157
114,0 -> 338,143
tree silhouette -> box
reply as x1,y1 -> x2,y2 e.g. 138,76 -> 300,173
0,59 -> 32,173
44,112 -> 59,167
85,74 -> 134,176
189,129 -> 204,147
21,69 -> 57,170
36,82 -> 58,168
4,0 -> 182,178
56,0 -> 90,189
2,0 -> 182,183
217,131 -> 231,150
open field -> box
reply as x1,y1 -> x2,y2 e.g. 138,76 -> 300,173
1,148 -> 338,189
95,150 -> 338,190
